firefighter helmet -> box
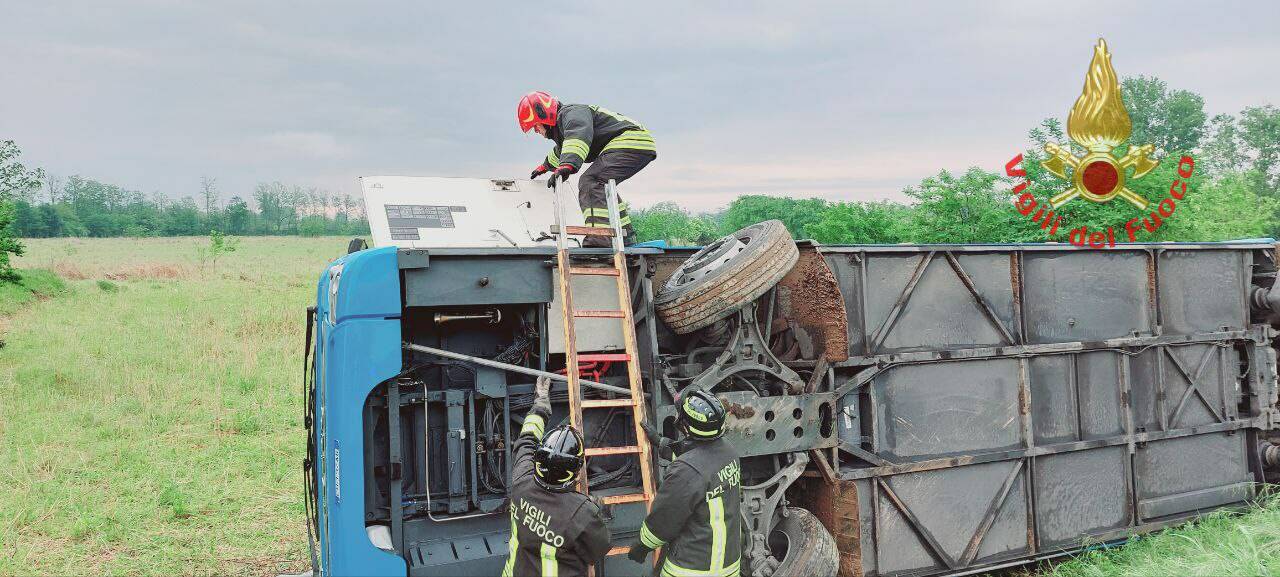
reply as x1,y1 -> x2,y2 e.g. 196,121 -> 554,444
517,91 -> 559,133
678,388 -> 726,440
534,424 -> 585,491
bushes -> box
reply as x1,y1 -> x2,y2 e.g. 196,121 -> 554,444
0,269 -> 68,315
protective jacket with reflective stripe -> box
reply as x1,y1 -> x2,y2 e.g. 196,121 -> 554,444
540,103 -> 657,172
501,406 -> 611,577
639,437 -> 742,577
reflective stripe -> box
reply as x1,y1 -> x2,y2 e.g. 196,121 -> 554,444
619,216 -> 632,227
521,414 -> 545,439
709,496 -> 726,572
593,106 -> 646,129
562,138 -> 591,161
603,142 -> 657,153
501,511 -> 518,577
602,130 -> 657,153
583,207 -> 611,217
540,542 -> 559,577
546,150 -> 559,166
640,522 -> 666,549
687,424 -> 719,437
661,558 -> 741,577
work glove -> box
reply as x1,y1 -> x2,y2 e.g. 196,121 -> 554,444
588,494 -> 613,522
533,376 -> 552,414
546,163 -> 576,188
640,421 -> 661,446
642,421 -> 677,462
627,541 -> 652,564
530,165 -> 549,180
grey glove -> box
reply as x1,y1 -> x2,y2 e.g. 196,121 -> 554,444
588,494 -> 613,522
533,376 -> 552,414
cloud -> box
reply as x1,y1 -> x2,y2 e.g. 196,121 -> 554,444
1,1 -> 1277,210
255,131 -> 351,160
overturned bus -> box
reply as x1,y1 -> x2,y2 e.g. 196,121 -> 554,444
304,176 -> 1280,576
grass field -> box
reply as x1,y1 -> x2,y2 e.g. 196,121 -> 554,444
1,236 -> 1278,576
1,236 -> 346,576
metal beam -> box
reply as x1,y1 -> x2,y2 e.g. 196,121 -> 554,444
403,342 -> 633,395
1165,345 -> 1226,426
876,477 -> 957,570
943,251 -> 1016,345
840,417 -> 1261,480
959,459 -> 1024,566
868,251 -> 934,353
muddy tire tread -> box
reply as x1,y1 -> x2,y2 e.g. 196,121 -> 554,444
655,220 -> 798,334
773,507 -> 839,577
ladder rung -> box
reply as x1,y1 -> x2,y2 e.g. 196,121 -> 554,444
568,266 -> 620,276
581,398 -> 636,409
607,546 -> 630,556
601,493 -> 649,505
574,310 -> 624,318
552,225 -> 616,237
586,446 -> 642,457
578,353 -> 631,362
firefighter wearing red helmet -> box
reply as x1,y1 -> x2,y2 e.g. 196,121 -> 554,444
517,91 -> 656,247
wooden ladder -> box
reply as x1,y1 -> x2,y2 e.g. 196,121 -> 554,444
550,178 -> 656,559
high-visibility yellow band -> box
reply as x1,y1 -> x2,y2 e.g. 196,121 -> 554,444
521,414 -> 545,439
604,137 -> 655,146
687,425 -> 719,437
602,130 -> 657,153
546,150 -> 559,165
594,106 -> 646,130
501,513 -> 518,577
562,138 -> 590,161
640,522 -> 666,549
583,207 -> 611,217
602,141 -> 657,153
661,558 -> 741,577
540,542 -> 559,577
709,496 -> 726,572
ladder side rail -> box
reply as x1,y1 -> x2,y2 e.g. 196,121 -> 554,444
606,179 -> 657,506
550,179 -> 587,494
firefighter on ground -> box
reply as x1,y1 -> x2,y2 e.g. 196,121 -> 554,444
518,91 -> 657,247
503,376 -> 611,577
629,388 -> 743,577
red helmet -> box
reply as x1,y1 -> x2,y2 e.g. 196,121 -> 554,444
517,91 -> 559,132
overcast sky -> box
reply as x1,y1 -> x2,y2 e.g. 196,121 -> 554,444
2,1 -> 1277,211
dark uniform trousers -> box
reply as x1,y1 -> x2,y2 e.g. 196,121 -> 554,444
578,150 -> 655,244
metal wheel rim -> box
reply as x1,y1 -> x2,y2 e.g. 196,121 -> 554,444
672,233 -> 749,287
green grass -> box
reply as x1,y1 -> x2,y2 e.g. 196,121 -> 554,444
3,236 -> 1280,576
0,269 -> 68,316
1041,496 -> 1280,576
0,236 -> 351,576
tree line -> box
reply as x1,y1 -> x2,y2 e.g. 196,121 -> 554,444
632,77 -> 1280,246
6,173 -> 370,239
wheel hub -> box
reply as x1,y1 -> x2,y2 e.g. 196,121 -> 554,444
674,235 -> 748,286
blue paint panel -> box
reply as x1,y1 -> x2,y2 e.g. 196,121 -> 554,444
335,247 -> 402,322
314,246 -> 406,577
